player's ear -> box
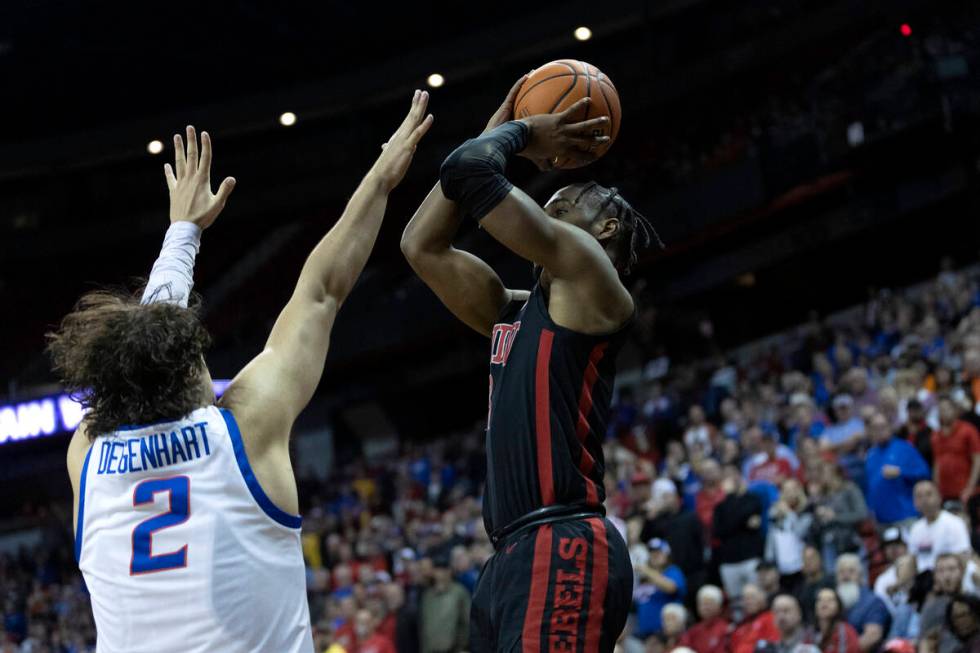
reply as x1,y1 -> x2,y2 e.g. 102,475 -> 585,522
595,216 -> 619,242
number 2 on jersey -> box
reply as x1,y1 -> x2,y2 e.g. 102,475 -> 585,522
130,476 -> 190,575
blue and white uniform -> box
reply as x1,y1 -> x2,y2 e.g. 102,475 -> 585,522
75,405 -> 312,653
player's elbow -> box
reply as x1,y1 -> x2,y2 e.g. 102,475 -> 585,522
439,139 -> 512,222
400,225 -> 424,263
438,138 -> 495,199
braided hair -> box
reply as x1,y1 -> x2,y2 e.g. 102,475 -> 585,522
572,182 -> 664,276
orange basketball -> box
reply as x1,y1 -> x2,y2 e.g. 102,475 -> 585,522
514,59 -> 621,169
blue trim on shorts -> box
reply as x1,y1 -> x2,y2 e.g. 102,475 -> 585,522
75,445 -> 94,562
219,408 -> 302,529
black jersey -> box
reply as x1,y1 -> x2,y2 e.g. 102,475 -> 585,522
484,282 -> 632,535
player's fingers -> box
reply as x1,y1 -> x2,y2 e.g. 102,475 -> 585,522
503,74 -> 528,105
186,125 -> 198,174
558,96 -> 591,121
409,114 -> 434,145
174,134 -> 186,179
199,131 -> 212,179
411,90 -> 429,126
566,134 -> 610,148
164,163 -> 177,192
567,115 -> 610,133
392,90 -> 420,139
215,177 -> 236,205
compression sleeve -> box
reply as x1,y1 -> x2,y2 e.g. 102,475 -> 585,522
439,121 -> 529,221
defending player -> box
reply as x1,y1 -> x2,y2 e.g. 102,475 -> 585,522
401,78 -> 659,652
48,91 -> 433,653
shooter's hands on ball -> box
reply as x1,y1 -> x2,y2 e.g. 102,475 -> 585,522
375,90 -> 434,192
517,96 -> 611,170
164,126 -> 236,230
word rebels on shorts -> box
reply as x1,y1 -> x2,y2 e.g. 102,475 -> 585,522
95,423 -> 211,475
550,536 -> 588,651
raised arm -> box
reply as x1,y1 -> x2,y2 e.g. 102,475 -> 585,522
221,91 -> 433,442
400,77 -> 530,337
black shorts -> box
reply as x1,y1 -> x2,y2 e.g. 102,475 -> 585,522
471,516 -> 633,653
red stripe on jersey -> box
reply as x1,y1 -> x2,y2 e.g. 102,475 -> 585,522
522,525 -> 554,653
584,518 -> 609,653
535,330 -> 556,506
575,342 -> 608,505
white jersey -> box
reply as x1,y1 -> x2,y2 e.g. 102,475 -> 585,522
75,405 -> 313,653
907,509 -> 971,571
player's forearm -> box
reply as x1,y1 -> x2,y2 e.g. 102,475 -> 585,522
400,183 -> 464,258
140,222 -> 202,307
296,171 -> 389,305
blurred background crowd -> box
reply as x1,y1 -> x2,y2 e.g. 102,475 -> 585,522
6,261 -> 980,653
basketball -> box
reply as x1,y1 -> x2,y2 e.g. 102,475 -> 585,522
514,59 -> 621,169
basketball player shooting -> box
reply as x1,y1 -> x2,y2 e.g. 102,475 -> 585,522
401,78 -> 659,652
48,91 -> 432,653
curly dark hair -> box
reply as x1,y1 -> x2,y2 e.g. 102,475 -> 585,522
46,289 -> 212,439
572,181 -> 664,276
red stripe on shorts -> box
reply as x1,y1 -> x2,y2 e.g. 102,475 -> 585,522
584,518 -> 609,653
522,525 -> 554,653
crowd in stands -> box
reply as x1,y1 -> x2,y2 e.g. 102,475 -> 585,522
5,260 -> 980,653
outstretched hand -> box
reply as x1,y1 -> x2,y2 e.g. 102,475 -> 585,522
374,90 -> 434,192
164,126 -> 236,230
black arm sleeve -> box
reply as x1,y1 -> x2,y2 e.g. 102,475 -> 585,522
439,121 -> 529,221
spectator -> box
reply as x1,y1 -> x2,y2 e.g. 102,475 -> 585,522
897,399 -> 933,467
419,555 -> 469,653
798,545 -> 835,624
730,583 -> 780,653
634,538 -> 687,639
381,582 -> 418,653
695,458 -> 727,547
812,461 -> 868,575
335,595 -> 360,651
814,588 -> 861,653
660,603 -> 688,651
919,554 -> 968,653
714,465 -> 765,605
787,397 -> 826,451
747,431 -> 799,485
873,529 -> 915,617
763,594 -> 818,652
820,395 -> 867,489
908,481 -> 971,572
836,553 -> 891,652
865,412 -> 930,528
932,396 -> 980,503
449,545 -> 478,594
684,405 -> 718,457
758,561 -> 783,603
766,478 -> 814,593
641,481 -> 706,593
355,608 -> 396,653
678,585 -> 729,653
820,394 -> 864,455
946,594 -> 980,652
